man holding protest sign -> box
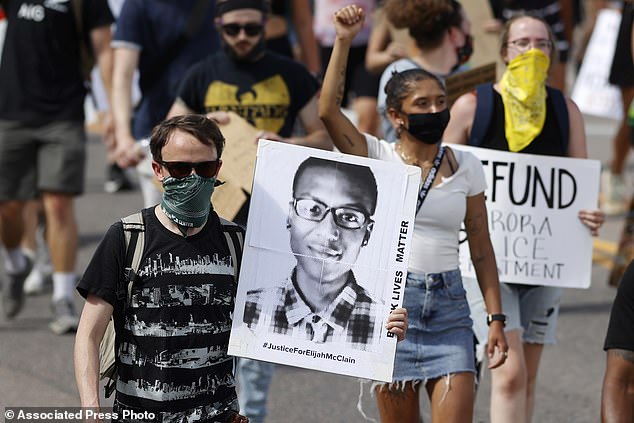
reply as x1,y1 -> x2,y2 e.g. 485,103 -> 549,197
75,115 -> 247,422
167,0 -> 330,154
445,13 -> 604,423
166,1 -> 332,420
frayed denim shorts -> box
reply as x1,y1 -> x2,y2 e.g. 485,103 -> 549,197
392,269 -> 475,384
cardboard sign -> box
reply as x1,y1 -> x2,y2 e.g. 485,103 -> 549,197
229,141 -> 420,382
571,8 -> 623,120
211,112 -> 259,220
454,145 -> 600,289
460,0 -> 502,69
445,62 -> 497,106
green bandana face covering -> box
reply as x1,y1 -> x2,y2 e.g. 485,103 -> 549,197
160,173 -> 216,232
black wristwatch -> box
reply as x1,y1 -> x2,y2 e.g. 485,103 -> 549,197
487,313 -> 507,327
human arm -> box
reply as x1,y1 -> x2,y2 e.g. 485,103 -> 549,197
91,24 -> 115,153
464,192 -> 508,369
385,307 -> 408,342
111,47 -> 145,168
290,0 -> 321,75
566,97 -> 606,235
318,4 -> 369,157
255,95 -> 332,150
365,9 -> 407,75
602,349 -> 634,422
566,98 -> 588,159
444,92 -> 477,146
74,295 -> 114,409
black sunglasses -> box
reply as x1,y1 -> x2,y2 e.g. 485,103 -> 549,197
158,160 -> 221,179
221,23 -> 264,37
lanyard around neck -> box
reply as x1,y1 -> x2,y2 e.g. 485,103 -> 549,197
415,145 -> 445,215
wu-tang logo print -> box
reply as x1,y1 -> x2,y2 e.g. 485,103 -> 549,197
204,75 -> 290,133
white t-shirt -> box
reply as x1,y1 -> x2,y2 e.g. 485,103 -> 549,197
365,134 -> 487,274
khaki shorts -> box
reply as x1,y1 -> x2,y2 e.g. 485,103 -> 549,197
0,119 -> 86,201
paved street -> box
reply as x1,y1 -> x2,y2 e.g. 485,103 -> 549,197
0,114 -> 628,422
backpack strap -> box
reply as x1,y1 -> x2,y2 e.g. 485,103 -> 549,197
121,211 -> 145,304
219,217 -> 244,282
468,83 -> 494,147
546,86 -> 570,154
103,211 -> 145,399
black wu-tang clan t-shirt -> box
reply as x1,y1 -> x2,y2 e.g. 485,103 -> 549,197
77,208 -> 239,422
177,50 -> 320,137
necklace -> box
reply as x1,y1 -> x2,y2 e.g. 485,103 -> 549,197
395,143 -> 438,171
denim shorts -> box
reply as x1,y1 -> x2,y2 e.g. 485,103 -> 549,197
392,269 -> 475,383
501,283 -> 562,345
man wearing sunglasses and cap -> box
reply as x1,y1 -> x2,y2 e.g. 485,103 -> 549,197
75,115 -> 248,422
243,157 -> 384,348
168,0 -> 331,158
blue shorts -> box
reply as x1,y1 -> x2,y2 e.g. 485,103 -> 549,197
392,269 -> 475,384
501,283 -> 562,345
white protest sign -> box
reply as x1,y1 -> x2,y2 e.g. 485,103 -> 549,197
229,141 -> 420,382
454,145 -> 600,289
571,8 -> 623,120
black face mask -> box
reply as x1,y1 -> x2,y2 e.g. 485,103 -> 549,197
453,34 -> 473,71
405,109 -> 451,145
221,35 -> 266,64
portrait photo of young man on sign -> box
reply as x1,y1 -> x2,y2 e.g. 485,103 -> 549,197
229,141 -> 419,382
243,157 -> 383,350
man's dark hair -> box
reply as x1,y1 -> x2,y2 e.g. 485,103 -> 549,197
292,157 -> 378,215
215,0 -> 270,17
150,114 -> 225,162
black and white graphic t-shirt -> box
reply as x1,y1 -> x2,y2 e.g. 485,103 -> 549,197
77,208 -> 238,422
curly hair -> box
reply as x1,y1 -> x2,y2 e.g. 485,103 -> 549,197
383,0 -> 464,49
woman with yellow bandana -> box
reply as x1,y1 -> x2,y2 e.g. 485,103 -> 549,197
444,14 -> 605,423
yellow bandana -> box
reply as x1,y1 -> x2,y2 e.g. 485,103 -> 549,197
499,49 -> 550,152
